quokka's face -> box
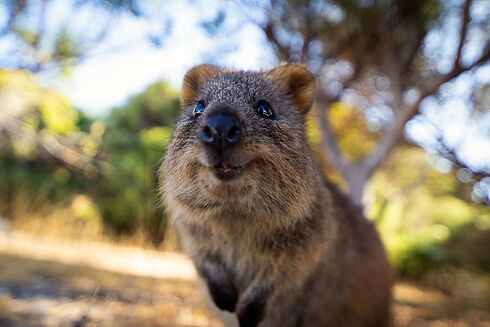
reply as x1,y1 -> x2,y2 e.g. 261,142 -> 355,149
163,64 -> 316,212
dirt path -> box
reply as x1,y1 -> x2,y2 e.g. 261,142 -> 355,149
0,231 -> 489,326
0,231 -> 196,281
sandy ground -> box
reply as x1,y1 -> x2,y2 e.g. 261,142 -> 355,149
0,231 -> 489,327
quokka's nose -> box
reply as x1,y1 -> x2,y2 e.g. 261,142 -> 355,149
201,113 -> 241,151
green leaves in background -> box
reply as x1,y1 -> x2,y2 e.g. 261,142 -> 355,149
0,70 -> 179,246
95,80 -> 179,243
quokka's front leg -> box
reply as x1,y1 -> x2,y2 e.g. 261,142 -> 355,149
197,254 -> 238,312
236,282 -> 273,327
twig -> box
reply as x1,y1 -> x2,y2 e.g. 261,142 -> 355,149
78,284 -> 100,327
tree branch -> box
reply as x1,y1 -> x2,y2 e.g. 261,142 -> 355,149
3,118 -> 101,174
421,119 -> 490,185
359,40 -> 490,177
433,133 -> 490,183
400,21 -> 426,79
359,97 -> 424,179
263,19 -> 291,61
422,44 -> 490,100
455,0 -> 473,66
315,97 -> 348,174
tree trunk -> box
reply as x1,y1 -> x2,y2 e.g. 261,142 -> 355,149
344,167 -> 371,209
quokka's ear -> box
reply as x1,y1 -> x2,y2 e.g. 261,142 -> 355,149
181,64 -> 222,105
267,63 -> 316,114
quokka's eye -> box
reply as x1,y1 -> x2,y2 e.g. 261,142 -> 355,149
255,100 -> 274,119
193,101 -> 206,117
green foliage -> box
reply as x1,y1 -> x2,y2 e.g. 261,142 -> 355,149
16,28 -> 39,45
96,81 -> 179,243
306,109 -> 490,277
39,93 -> 79,134
367,146 -> 490,277
328,103 -> 380,161
0,154 -> 91,204
0,70 -> 179,246
0,70 -> 91,199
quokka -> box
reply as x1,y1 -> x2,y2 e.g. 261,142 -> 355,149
161,63 -> 392,327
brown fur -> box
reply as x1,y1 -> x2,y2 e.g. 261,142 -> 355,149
160,63 -> 392,327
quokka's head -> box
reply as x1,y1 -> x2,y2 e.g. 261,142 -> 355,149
162,64 -> 317,218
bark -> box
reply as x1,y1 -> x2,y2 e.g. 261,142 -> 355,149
344,164 -> 371,209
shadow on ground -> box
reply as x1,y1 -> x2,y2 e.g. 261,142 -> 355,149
0,250 -> 489,326
0,254 -> 219,327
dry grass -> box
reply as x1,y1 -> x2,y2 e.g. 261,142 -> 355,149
394,282 -> 490,327
0,232 -> 489,326
2,195 -> 179,251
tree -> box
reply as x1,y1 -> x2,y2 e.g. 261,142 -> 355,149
0,69 -> 102,218
0,0 -> 168,175
242,0 -> 490,207
0,69 -> 103,174
97,81 -> 179,243
0,0 -> 143,73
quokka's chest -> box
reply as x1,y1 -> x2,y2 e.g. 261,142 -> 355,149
208,230 -> 271,288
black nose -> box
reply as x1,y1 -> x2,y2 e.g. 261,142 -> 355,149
201,113 -> 241,151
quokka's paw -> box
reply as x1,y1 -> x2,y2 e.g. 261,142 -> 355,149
208,281 -> 238,312
236,286 -> 269,327
237,300 -> 265,327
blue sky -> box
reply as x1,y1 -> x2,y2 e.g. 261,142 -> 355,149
49,0 -> 274,117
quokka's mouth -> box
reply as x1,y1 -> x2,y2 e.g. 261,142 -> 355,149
213,162 -> 244,181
